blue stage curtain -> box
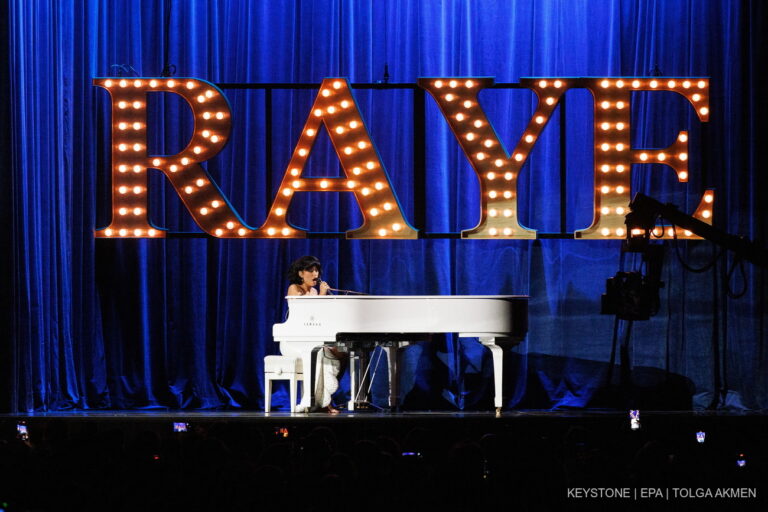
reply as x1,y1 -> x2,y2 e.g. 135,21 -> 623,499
5,0 -> 766,411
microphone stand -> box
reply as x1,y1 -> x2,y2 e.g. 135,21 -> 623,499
315,279 -> 367,295
327,288 -> 367,295
316,282 -> 375,411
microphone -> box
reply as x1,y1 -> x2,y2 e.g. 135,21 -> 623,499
315,278 -> 334,295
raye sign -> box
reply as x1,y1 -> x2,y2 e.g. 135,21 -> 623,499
93,76 -> 712,240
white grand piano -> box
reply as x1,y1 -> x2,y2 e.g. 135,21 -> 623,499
272,295 -> 528,412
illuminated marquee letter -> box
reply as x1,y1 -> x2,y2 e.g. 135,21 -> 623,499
419,77 -> 567,239
575,78 -> 713,239
93,77 -> 251,238
255,78 -> 417,239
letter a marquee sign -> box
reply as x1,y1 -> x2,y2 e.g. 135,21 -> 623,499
93,76 -> 714,240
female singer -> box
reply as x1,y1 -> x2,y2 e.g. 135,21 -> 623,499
286,255 -> 331,297
284,255 -> 345,414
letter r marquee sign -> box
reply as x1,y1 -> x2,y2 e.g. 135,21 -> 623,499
93,76 -> 714,240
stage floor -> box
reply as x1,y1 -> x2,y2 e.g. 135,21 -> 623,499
3,408 -> 766,420
5,409 -> 766,453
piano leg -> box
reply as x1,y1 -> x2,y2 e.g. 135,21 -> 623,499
383,342 -> 408,410
348,346 -> 374,411
295,348 -> 321,413
383,346 -> 398,409
348,348 -> 358,411
480,338 -> 504,412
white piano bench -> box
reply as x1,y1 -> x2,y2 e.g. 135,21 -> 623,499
264,355 -> 304,413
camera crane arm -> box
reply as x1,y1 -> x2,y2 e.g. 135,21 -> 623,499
626,193 -> 767,269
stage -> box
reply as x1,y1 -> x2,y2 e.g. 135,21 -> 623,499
5,408 -> 767,440
5,408 -> 767,419
5,408 -> 768,447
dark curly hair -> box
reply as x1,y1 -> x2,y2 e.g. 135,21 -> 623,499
286,255 -> 322,285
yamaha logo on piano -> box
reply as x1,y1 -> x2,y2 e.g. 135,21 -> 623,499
303,316 -> 322,328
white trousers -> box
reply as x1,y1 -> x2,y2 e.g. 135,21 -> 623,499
277,343 -> 342,412
314,348 -> 341,408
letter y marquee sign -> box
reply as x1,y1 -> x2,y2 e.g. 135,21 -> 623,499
93,76 -> 714,240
